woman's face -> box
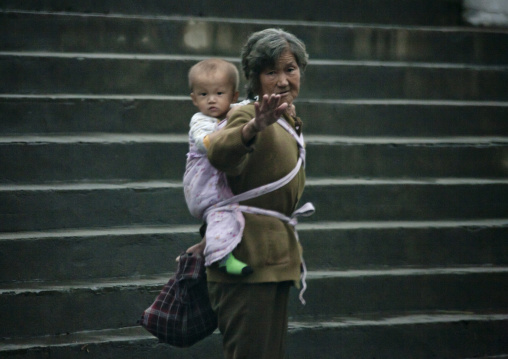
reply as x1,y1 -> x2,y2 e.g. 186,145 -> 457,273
259,49 -> 301,107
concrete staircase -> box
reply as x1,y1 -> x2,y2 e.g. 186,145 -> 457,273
1,1 -> 508,358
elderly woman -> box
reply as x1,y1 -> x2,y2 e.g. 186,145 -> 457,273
186,28 -> 309,359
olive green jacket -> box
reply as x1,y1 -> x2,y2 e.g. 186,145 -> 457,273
206,103 -> 305,284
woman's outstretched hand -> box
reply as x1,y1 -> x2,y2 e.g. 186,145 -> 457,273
242,94 -> 288,142
253,94 -> 288,131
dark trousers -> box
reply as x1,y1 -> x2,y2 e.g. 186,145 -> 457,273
208,281 -> 291,359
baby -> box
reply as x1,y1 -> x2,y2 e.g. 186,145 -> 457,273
184,58 -> 253,276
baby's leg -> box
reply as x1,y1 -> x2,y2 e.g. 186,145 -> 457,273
219,253 -> 253,276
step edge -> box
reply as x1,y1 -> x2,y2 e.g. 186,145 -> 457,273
0,219 -> 506,241
1,178 -> 508,192
3,9 -> 497,33
2,134 -> 508,144
3,51 -> 508,70
0,134 -> 189,144
289,312 -> 508,329
2,312 -> 507,351
305,177 -> 508,186
3,95 -> 508,107
2,266 -> 508,294
305,135 -> 508,144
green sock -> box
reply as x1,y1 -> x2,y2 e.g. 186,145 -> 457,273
219,253 -> 253,276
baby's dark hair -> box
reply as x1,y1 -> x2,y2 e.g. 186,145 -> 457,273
188,58 -> 240,92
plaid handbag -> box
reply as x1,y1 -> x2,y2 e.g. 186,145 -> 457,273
139,252 -> 217,347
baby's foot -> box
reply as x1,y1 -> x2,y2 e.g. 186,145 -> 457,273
219,253 -> 253,276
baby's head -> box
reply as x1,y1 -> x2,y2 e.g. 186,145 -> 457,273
189,59 -> 240,119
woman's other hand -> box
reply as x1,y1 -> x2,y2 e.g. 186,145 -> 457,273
176,238 -> 206,261
288,103 -> 296,117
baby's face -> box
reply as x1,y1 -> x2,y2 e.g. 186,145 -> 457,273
191,72 -> 238,119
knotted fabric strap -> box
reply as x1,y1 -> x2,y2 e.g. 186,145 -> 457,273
203,119 -> 305,214
238,202 -> 315,304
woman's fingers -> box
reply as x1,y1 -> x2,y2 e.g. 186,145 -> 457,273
265,93 -> 283,110
275,102 -> 289,116
255,94 -> 289,129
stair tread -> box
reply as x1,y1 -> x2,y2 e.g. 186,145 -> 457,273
3,55 -> 508,101
1,177 -> 508,191
3,94 -> 508,106
6,8 -> 506,30
1,134 -> 507,144
4,50 -> 508,70
0,0 -> 467,27
0,219 -> 506,241
2,10 -> 479,30
1,11 -> 505,68
2,266 -> 508,294
1,312 -> 507,350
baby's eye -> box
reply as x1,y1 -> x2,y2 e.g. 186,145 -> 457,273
217,92 -> 224,95
200,92 -> 207,96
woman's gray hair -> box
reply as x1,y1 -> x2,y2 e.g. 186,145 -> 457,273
241,28 -> 309,99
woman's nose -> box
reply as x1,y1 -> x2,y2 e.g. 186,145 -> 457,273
277,74 -> 289,87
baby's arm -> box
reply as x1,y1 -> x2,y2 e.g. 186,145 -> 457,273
202,130 -> 220,150
189,113 -> 217,153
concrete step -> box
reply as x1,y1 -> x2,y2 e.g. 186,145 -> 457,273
1,179 -> 507,232
2,54 -> 508,101
300,220 -> 508,270
1,313 -> 507,359
0,135 -> 189,183
289,268 -> 508,318
0,0 -> 463,26
300,100 -> 508,137
2,96 -> 508,137
3,12 -> 507,64
0,225 -> 201,283
0,96 -> 195,135
1,268 -> 506,338
1,135 -> 507,183
301,178 -> 508,222
306,136 -> 508,178
1,220 -> 506,283
0,181 -> 195,232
